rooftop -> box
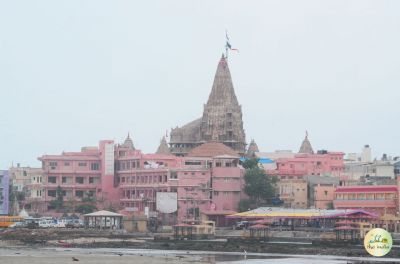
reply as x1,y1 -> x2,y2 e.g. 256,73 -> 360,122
335,185 -> 398,193
188,142 -> 239,158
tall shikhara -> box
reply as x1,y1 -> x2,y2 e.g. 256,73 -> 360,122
169,54 -> 246,156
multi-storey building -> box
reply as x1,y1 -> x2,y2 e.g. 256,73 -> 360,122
333,184 -> 399,215
277,179 -> 308,208
0,170 -> 9,215
304,175 -> 340,209
36,136 -> 245,222
9,165 -> 42,193
262,135 -> 344,179
38,140 -> 117,212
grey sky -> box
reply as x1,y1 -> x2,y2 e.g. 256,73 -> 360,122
1,1 -> 399,168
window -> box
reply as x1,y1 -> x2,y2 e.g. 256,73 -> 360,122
48,176 -> 57,184
62,177 -> 67,184
216,162 -> 222,167
48,190 -> 56,197
64,162 -> 70,166
324,190 -> 328,196
170,172 -> 178,179
75,190 -> 84,198
49,161 -> 58,167
78,162 -> 87,167
91,163 -> 99,170
89,177 -> 95,184
76,177 -> 84,184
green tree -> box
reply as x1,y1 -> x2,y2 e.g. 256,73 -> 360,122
326,202 -> 334,210
243,158 -> 277,207
75,204 -> 97,214
242,157 -> 260,169
238,199 -> 255,212
50,185 -> 64,211
75,192 -> 97,214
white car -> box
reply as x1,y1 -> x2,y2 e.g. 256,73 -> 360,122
38,219 -> 55,228
54,219 -> 68,228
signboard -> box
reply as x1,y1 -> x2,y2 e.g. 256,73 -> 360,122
124,207 -> 138,212
156,192 -> 177,213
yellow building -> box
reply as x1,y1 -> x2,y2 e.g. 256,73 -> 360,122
277,179 -> 308,208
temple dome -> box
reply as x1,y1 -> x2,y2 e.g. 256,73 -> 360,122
188,142 -> 239,157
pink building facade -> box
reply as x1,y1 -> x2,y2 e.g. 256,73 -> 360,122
313,184 -> 336,209
267,152 -> 345,179
37,138 -> 245,223
333,185 -> 399,215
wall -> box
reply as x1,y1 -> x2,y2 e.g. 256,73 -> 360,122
0,170 -> 9,215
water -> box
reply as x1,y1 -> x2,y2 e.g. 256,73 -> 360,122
0,247 -> 399,263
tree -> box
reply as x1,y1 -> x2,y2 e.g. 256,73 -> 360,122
238,199 -> 255,212
75,192 -> 97,214
242,158 -> 260,170
75,204 -> 97,214
326,202 -> 334,210
49,186 -> 64,212
243,158 -> 277,207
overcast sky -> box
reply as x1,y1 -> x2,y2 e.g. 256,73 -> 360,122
1,1 -> 399,168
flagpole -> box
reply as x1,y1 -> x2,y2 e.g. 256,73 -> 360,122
225,30 -> 229,59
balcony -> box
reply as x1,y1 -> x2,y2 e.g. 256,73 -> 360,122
334,199 -> 397,209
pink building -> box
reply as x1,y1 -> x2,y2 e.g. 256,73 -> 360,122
267,135 -> 344,179
38,137 -> 245,224
313,184 -> 336,209
269,152 -> 345,179
333,185 -> 399,215
177,142 -> 245,226
39,140 -> 117,211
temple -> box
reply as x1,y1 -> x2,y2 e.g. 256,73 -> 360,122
169,55 -> 246,156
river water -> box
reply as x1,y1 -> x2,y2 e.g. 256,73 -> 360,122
0,247 -> 399,263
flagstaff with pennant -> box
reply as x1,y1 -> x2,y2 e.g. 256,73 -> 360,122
225,30 -> 239,59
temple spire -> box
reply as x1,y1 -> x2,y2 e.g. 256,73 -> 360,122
246,139 -> 259,158
156,136 -> 171,155
205,55 -> 239,107
122,133 -> 135,150
299,131 -> 314,154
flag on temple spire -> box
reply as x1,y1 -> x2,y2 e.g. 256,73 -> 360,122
225,31 -> 239,57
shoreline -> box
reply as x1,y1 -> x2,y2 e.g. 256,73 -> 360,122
1,229 -> 399,260
0,246 -> 399,264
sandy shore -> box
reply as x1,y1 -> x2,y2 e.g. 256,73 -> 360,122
0,247 -> 206,264
1,247 -> 400,264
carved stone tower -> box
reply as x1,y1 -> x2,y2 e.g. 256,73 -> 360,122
169,55 -> 246,156
199,55 -> 246,154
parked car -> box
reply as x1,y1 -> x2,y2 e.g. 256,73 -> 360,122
54,219 -> 68,228
8,221 -> 27,229
38,219 -> 55,228
65,219 -> 84,228
235,221 -> 250,230
25,218 -> 40,229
